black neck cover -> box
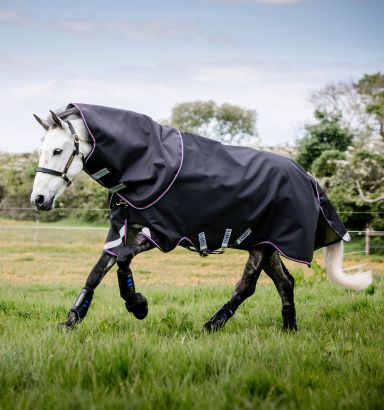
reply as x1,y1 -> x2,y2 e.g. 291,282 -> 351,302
68,103 -> 182,209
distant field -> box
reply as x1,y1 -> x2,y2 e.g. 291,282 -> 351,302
1,218 -> 383,287
0,220 -> 383,409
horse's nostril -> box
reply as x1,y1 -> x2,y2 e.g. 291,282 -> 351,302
35,195 -> 45,207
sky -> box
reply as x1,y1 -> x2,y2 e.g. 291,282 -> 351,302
0,0 -> 383,152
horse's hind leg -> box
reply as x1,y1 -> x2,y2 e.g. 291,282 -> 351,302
262,252 -> 297,331
203,246 -> 270,332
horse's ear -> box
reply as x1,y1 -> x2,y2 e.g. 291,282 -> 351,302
49,110 -> 65,129
33,114 -> 49,131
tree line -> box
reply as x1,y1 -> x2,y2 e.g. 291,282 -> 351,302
0,72 -> 382,230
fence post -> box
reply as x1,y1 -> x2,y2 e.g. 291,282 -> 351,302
34,218 -> 39,244
365,227 -> 371,256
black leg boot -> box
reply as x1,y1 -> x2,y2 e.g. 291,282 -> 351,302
117,268 -> 148,320
57,287 -> 94,331
203,302 -> 236,332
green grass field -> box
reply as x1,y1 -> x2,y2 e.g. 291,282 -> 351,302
0,221 -> 383,409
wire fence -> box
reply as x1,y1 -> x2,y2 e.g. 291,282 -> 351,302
0,207 -> 383,256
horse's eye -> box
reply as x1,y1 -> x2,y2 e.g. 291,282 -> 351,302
53,148 -> 63,156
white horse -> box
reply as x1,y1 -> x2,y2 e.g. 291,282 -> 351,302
31,108 -> 373,332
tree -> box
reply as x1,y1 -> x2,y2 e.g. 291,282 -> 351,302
169,100 -> 258,145
295,110 -> 353,171
0,151 -> 108,222
354,73 -> 384,140
300,73 -> 384,231
310,72 -> 384,143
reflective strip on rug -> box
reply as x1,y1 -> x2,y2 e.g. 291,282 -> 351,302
221,229 -> 232,248
235,228 -> 252,245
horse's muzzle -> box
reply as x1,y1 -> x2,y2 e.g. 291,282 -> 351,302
32,194 -> 53,211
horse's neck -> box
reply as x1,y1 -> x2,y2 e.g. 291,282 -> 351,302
71,117 -> 93,158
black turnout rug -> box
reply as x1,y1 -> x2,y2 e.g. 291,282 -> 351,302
69,103 -> 349,265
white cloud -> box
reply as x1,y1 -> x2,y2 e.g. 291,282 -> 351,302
56,18 -> 200,40
0,10 -> 18,21
0,9 -> 32,23
0,9 -> 205,41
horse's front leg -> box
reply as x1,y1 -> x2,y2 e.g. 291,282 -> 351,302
57,251 -> 116,330
116,233 -> 154,320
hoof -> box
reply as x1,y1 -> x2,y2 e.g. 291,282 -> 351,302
57,321 -> 77,331
203,319 -> 223,333
126,293 -> 148,320
283,322 -> 298,332
203,305 -> 234,333
282,305 -> 297,332
57,311 -> 80,331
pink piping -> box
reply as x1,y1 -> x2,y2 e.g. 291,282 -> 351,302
140,232 -> 167,253
140,231 -> 310,265
73,103 -> 96,164
140,232 -> 197,253
254,240 -> 311,266
75,102 -> 184,210
104,249 -> 117,257
176,236 -> 196,247
314,180 -> 343,239
116,129 -> 184,210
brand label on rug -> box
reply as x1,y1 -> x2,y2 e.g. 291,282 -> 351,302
91,168 -> 110,180
221,229 -> 232,248
235,228 -> 252,245
109,183 -> 126,193
198,232 -> 207,251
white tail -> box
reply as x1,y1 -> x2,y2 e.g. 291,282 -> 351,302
324,241 -> 373,290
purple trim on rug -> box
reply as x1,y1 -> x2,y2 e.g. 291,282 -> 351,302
255,240 -> 312,266
176,236 -> 196,247
116,129 -> 184,210
140,232 -> 309,265
73,103 -> 96,164
104,249 -> 117,257
140,232 -> 167,253
314,180 -> 344,239
140,232 -> 197,253
75,101 -> 184,210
